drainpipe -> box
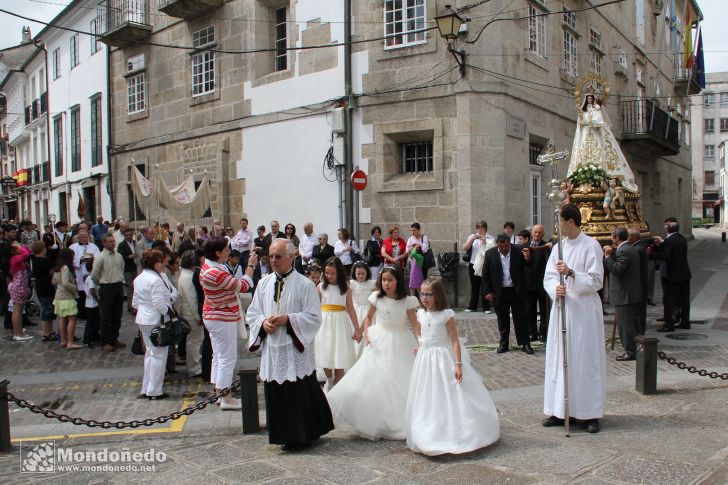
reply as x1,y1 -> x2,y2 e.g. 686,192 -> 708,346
34,39 -> 52,226
105,46 -> 116,220
344,0 -> 356,239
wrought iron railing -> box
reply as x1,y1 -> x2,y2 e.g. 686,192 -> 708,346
96,0 -> 150,33
31,99 -> 39,120
41,161 -> 50,183
621,99 -> 680,151
40,92 -> 47,115
674,52 -> 698,82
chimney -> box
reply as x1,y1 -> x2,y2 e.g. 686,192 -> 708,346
21,26 -> 31,44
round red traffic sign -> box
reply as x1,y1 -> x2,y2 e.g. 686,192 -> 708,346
351,170 -> 368,191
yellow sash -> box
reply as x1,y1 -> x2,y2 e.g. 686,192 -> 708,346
321,304 -> 346,312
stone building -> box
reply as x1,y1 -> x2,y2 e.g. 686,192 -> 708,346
691,72 -> 728,225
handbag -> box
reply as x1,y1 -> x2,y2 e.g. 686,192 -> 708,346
150,309 -> 191,347
462,246 -> 472,263
421,236 -> 435,276
349,241 -> 362,263
131,331 -> 144,355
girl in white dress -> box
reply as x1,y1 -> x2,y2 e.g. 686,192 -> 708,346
350,262 -> 376,360
406,277 -> 500,455
316,257 -> 361,390
327,265 -> 420,440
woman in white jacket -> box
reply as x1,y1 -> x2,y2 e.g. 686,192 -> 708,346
133,249 -> 178,400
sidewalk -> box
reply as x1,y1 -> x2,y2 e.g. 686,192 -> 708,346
1,229 -> 728,484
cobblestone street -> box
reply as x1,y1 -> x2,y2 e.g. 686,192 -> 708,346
1,229 -> 728,484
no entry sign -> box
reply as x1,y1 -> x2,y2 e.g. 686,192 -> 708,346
351,170 -> 368,191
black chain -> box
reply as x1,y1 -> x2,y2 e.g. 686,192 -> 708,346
5,380 -> 242,429
657,351 -> 728,380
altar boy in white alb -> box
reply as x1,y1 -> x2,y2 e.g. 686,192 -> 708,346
542,204 -> 606,434
247,239 -> 334,450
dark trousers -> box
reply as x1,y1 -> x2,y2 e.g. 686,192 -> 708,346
76,290 -> 87,319
527,289 -> 549,339
201,326 -> 213,381
241,250 -> 251,269
468,264 -> 490,311
99,282 -> 124,345
665,280 -> 691,327
83,306 -> 100,345
615,302 -> 641,354
495,287 -> 529,347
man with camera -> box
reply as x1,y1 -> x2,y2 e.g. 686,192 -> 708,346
651,221 -> 692,332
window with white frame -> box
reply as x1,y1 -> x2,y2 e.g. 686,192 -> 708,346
384,0 -> 426,49
618,48 -> 628,69
531,172 -> 541,226
274,7 -> 287,71
704,118 -> 714,133
52,48 -> 61,80
563,30 -> 578,76
563,10 -> 576,29
528,3 -> 546,57
191,26 -> 215,97
70,34 -> 79,69
90,19 -> 101,55
590,50 -> 602,74
721,118 -> 728,133
126,53 -> 145,115
589,27 -> 601,50
704,94 -> 715,107
636,67 -> 643,84
721,93 -> 728,107
705,144 -> 715,160
400,141 -> 433,174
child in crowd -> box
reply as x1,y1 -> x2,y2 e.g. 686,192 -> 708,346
317,257 -> 361,391
306,264 -> 322,286
405,277 -> 500,455
82,258 -> 100,347
349,261 -> 375,360
31,241 -> 56,341
327,265 -> 420,440
52,248 -> 80,349
224,250 -> 244,280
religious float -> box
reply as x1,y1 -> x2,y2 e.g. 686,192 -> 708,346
564,73 -> 650,244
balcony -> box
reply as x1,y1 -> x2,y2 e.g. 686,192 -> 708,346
31,99 -> 39,120
24,106 -> 30,126
95,0 -> 152,48
42,161 -> 50,183
674,53 -> 702,95
158,0 -> 223,20
40,92 -> 47,115
621,99 -> 680,156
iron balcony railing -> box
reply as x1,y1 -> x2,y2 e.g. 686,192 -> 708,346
621,99 -> 680,152
31,99 -> 39,120
41,161 -> 50,183
96,0 -> 150,33
40,92 -> 47,115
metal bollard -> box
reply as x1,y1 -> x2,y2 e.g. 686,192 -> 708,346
0,380 -> 10,452
634,336 -> 659,395
238,364 -> 260,434
722,232 -> 726,243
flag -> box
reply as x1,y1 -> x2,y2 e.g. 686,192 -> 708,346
77,192 -> 86,218
684,2 -> 695,68
695,25 -> 705,89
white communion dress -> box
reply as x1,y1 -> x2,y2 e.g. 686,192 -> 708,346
315,283 -> 356,371
350,279 -> 376,359
405,309 -> 500,455
327,293 -> 419,440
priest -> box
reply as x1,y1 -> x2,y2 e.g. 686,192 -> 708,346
542,204 -> 606,433
247,239 -> 334,450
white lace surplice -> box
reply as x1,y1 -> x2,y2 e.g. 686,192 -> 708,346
247,271 -> 322,384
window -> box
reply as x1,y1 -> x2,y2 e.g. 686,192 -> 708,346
590,50 -> 602,74
90,19 -> 101,55
563,10 -> 576,29
705,144 -> 715,160
528,3 -> 546,57
589,27 -> 601,51
52,48 -> 61,80
53,116 -> 63,176
721,93 -> 728,107
400,141 -> 433,174
705,171 -> 715,187
90,96 -> 102,167
529,142 -> 544,165
704,118 -> 714,133
59,192 -> 68,224
126,54 -> 145,114
70,34 -> 79,69
618,48 -> 628,69
191,26 -> 215,96
721,118 -> 728,133
704,94 -> 715,108
531,173 -> 541,226
563,30 -> 578,76
384,0 -> 426,49
70,107 -> 80,172
275,8 -> 287,71
636,67 -> 643,84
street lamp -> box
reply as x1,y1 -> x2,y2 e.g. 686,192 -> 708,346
434,5 -> 466,76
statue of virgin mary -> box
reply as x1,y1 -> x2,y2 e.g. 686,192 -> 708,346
568,92 -> 639,193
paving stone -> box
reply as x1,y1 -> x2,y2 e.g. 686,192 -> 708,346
363,447 -> 444,477
212,461 -> 287,482
296,459 -> 385,485
170,442 -> 252,468
591,455 -> 710,484
420,463 -> 538,484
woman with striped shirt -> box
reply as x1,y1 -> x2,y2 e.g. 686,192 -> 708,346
201,238 -> 257,410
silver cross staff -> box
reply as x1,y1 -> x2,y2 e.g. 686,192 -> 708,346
537,140 -> 571,437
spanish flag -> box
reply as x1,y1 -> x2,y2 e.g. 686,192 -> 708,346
684,2 -> 696,69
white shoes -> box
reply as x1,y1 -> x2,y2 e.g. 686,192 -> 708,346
464,309 -> 473,313
13,334 -> 34,341
220,399 -> 242,411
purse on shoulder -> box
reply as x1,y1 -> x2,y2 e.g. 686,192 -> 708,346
150,309 -> 191,347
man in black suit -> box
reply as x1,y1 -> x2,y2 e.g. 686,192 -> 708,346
652,221 -> 692,331
262,220 -> 285,256
604,227 -> 643,361
482,233 -> 533,354
524,224 -> 552,342
627,228 -> 648,334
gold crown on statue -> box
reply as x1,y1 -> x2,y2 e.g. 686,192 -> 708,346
574,72 -> 611,107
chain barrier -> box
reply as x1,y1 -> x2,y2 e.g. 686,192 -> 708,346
5,380 -> 241,429
657,351 -> 728,380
